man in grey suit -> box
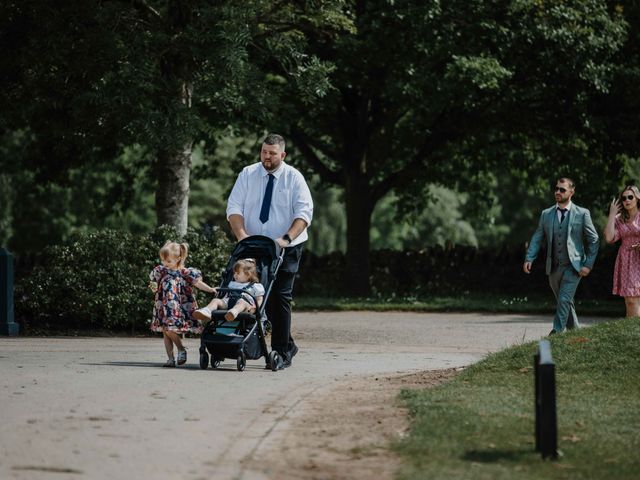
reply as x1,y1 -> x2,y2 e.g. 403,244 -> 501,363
523,177 -> 599,334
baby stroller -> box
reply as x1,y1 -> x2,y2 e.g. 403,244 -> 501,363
199,235 -> 284,372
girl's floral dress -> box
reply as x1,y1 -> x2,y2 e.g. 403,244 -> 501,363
149,266 -> 204,334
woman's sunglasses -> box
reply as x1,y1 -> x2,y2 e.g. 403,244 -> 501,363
622,194 -> 636,201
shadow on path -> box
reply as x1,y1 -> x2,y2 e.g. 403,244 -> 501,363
79,361 -> 270,372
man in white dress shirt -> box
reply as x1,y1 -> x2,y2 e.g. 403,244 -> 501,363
226,133 -> 313,368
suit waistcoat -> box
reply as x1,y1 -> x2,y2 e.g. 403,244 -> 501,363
552,211 -> 570,266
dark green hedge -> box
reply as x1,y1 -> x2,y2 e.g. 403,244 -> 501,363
13,233 -> 621,333
296,243 -> 620,300
14,226 -> 231,333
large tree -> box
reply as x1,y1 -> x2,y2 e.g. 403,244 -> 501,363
261,0 -> 629,294
0,0 -> 348,248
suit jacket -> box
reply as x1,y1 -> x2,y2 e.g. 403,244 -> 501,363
525,204 -> 599,275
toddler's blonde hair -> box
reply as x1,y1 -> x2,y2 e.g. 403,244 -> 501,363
234,258 -> 259,283
159,241 -> 188,268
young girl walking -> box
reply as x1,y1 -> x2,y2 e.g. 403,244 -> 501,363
149,241 -> 216,367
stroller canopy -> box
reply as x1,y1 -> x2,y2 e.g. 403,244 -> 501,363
224,235 -> 282,287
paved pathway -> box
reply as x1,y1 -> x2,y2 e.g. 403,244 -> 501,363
0,312 -> 609,479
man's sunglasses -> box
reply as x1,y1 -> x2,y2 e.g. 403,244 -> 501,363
554,187 -> 567,193
622,194 -> 636,201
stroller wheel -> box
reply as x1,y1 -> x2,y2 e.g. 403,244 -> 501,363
199,350 -> 209,370
237,351 -> 246,372
211,357 -> 221,369
268,351 -> 281,372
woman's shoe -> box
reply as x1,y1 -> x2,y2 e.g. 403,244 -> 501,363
177,349 -> 187,365
163,359 -> 176,368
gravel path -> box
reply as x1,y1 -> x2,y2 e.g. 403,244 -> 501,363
0,312 -> 609,480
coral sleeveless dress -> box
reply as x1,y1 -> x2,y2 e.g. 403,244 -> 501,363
612,215 -> 640,297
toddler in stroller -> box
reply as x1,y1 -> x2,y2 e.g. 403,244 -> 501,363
197,235 -> 284,371
193,259 -> 265,323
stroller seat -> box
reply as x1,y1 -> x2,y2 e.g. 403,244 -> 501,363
199,235 -> 283,372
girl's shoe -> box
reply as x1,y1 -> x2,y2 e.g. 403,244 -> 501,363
163,359 -> 176,368
177,349 -> 187,365
193,307 -> 211,321
224,310 -> 238,322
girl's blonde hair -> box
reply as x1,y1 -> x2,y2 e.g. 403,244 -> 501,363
234,258 -> 259,283
159,241 -> 188,268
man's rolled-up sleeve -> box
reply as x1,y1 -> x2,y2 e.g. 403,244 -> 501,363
226,169 -> 247,219
292,172 -> 313,226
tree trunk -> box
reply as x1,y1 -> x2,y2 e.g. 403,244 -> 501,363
155,141 -> 192,234
344,173 -> 374,296
154,2 -> 195,235
0,175 -> 12,246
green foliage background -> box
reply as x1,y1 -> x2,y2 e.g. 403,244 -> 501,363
14,226 -> 231,332
2,0 -> 640,298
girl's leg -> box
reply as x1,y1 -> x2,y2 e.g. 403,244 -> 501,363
225,299 -> 251,321
208,299 -> 227,311
161,330 -> 177,367
165,329 -> 187,365
163,331 -> 174,359
624,296 -> 640,317
165,330 -> 185,351
193,299 -> 227,322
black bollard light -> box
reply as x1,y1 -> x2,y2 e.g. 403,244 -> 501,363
0,247 -> 19,335
534,339 -> 557,459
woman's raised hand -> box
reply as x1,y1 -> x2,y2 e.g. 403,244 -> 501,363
609,197 -> 621,217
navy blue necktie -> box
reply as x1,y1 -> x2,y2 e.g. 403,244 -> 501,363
259,174 -> 275,223
559,208 -> 567,223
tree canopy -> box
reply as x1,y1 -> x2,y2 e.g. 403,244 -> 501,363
0,0 -> 349,246
2,0 -> 640,298
259,0 -> 632,293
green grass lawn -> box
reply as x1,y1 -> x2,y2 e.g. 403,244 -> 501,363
395,317 -> 640,480
295,294 -> 624,317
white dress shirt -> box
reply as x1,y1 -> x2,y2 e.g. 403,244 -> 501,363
555,201 -> 573,223
226,162 -> 313,246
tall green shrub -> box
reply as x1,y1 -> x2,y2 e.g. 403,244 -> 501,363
15,226 -> 231,332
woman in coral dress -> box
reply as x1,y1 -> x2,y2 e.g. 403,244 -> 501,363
604,185 -> 640,317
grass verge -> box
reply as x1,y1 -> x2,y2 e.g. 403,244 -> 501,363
295,294 -> 623,317
395,317 -> 640,479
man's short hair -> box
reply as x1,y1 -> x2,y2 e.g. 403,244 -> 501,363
263,133 -> 286,151
557,177 -> 575,189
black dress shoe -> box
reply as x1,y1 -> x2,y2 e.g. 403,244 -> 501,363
548,329 -> 557,336
266,353 -> 285,370
280,345 -> 298,368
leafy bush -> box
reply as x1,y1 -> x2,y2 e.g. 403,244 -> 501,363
297,244 -> 619,299
15,226 -> 231,332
